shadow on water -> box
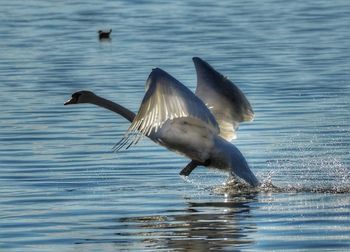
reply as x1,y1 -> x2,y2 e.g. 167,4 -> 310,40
116,194 -> 258,251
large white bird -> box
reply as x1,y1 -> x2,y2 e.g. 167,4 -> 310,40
64,57 -> 259,187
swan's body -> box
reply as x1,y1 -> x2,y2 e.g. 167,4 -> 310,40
64,57 -> 259,187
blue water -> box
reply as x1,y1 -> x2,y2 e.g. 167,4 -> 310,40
1,0 -> 350,251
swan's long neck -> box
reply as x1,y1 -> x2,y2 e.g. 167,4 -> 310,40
90,94 -> 135,122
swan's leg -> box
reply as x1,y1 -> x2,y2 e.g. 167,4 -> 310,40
179,160 -> 198,176
179,159 -> 211,176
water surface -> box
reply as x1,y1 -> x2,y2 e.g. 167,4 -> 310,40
1,0 -> 350,251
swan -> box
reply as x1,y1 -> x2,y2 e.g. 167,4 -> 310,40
98,29 -> 112,40
64,57 -> 260,187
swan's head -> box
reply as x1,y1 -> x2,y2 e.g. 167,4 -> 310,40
64,91 -> 95,105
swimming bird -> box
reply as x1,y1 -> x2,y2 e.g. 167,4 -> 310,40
64,57 -> 260,187
98,29 -> 112,40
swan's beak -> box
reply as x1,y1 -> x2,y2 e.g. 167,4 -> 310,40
64,97 -> 76,105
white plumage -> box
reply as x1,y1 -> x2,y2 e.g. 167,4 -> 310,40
65,57 -> 259,187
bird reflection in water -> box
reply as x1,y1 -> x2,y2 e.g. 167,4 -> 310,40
118,194 -> 258,251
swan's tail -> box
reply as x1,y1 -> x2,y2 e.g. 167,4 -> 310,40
229,144 -> 260,187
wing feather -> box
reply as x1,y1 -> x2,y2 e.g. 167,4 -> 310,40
193,57 -> 254,141
116,68 -> 219,149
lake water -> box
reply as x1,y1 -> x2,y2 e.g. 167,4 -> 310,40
1,0 -> 350,251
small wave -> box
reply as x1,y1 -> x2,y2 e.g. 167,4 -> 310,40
214,178 -> 350,195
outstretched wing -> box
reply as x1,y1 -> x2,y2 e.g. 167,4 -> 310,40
115,68 -> 219,150
193,57 -> 254,141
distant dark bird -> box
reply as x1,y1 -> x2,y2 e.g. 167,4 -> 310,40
98,29 -> 112,40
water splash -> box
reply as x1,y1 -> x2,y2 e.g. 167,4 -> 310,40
213,177 -> 350,195
257,124 -> 350,194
